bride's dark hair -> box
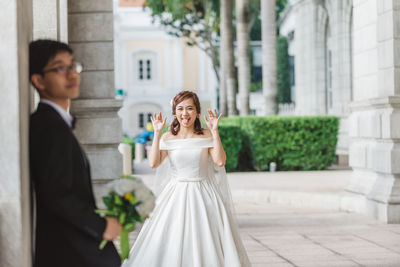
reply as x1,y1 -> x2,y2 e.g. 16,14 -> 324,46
171,91 -> 204,136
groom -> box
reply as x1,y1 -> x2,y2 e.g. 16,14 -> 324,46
29,39 -> 122,267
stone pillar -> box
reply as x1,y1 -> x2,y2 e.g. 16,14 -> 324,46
293,0 -> 324,115
0,0 -> 32,266
331,0 -> 353,165
68,1 -> 123,183
33,0 -> 68,41
347,0 -> 400,223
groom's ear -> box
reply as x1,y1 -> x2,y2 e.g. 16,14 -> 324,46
31,74 -> 46,92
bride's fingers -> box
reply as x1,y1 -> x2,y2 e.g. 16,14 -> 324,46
217,113 -> 222,120
207,109 -> 213,118
204,115 -> 209,122
214,109 -> 218,117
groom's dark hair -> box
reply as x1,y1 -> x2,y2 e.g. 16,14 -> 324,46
29,39 -> 73,79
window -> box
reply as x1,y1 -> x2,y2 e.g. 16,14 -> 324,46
138,60 -> 152,81
132,51 -> 157,84
139,113 -> 144,128
139,113 -> 154,129
139,60 -> 143,80
146,60 -> 151,80
252,66 -> 262,83
288,31 -> 295,42
289,56 -> 295,86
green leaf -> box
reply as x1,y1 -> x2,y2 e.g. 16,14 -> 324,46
99,239 -> 107,250
95,209 -> 118,216
119,212 -> 126,224
129,195 -> 138,205
124,222 -> 136,232
120,231 -> 130,260
114,194 -> 123,205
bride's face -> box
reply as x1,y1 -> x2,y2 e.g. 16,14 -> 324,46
175,98 -> 198,128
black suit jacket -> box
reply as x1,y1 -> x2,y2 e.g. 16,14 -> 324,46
29,103 -> 121,267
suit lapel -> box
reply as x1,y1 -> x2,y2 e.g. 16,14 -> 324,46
37,103 -> 95,204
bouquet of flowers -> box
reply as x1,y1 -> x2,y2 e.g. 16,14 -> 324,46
95,175 -> 155,260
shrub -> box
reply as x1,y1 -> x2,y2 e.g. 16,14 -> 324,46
218,125 -> 243,172
220,116 -> 339,171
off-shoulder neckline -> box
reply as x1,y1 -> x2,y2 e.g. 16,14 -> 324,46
162,137 -> 213,142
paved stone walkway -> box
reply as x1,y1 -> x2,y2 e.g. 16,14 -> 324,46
110,162 -> 400,266
122,201 -> 400,267
236,202 -> 400,267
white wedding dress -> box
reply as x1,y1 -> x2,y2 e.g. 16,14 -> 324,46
122,138 -> 251,267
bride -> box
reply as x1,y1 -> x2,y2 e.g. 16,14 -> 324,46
122,91 -> 251,267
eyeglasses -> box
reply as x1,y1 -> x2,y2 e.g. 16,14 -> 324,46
43,62 -> 83,75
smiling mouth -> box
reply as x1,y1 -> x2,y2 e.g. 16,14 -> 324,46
181,118 -> 190,124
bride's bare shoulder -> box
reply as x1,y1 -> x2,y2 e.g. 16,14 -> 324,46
202,129 -> 213,138
161,131 -> 173,141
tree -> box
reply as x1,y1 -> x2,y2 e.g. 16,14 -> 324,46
236,0 -> 251,115
261,0 -> 278,115
276,0 -> 288,20
145,0 -> 221,81
146,0 -> 238,116
220,0 -> 237,116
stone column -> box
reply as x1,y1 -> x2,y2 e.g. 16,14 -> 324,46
68,1 -> 123,185
33,0 -> 68,41
293,0 -> 322,115
0,0 -> 32,266
347,0 -> 400,223
331,0 -> 353,165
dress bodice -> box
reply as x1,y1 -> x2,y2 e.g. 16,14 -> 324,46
160,138 -> 214,180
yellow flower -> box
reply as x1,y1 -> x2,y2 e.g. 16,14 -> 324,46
124,193 -> 133,201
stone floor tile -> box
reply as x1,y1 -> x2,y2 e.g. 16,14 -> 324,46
354,258 -> 400,267
284,254 -> 346,263
295,260 -> 361,267
250,256 -> 288,264
252,263 -> 294,267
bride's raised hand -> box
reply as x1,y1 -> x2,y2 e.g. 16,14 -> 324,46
204,109 -> 222,132
150,112 -> 167,135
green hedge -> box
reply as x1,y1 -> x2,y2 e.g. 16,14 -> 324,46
218,125 -> 243,172
220,116 -> 339,171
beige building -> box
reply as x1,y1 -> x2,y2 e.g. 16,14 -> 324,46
114,0 -> 218,137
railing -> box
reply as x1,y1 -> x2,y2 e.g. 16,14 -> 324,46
278,103 -> 296,115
